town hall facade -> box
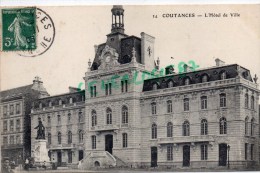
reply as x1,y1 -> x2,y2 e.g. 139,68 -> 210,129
29,5 -> 259,170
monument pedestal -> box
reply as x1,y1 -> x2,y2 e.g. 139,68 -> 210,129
34,139 -> 50,163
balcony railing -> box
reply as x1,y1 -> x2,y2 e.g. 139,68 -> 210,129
158,135 -> 215,144
90,124 -> 119,132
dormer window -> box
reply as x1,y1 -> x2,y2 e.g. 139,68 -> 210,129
202,75 -> 208,83
152,83 -> 158,90
168,80 -> 174,88
220,71 -> 226,80
184,78 -> 190,85
49,101 -> 52,107
69,97 -> 73,104
59,99 -> 62,105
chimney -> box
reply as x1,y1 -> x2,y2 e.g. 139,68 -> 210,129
215,58 -> 225,66
69,86 -> 79,93
32,76 -> 49,97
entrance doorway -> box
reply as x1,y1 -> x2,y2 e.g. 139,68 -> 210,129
105,134 -> 113,154
219,143 -> 227,166
57,151 -> 62,166
151,147 -> 157,167
183,145 -> 190,167
79,150 -> 84,161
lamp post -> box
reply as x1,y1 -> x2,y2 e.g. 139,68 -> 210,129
227,145 -> 230,169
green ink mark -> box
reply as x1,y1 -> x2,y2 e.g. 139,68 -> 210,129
2,8 -> 37,51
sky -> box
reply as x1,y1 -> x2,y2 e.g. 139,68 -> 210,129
1,5 -> 260,96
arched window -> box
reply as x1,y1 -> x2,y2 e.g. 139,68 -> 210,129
251,96 -> 254,109
151,123 -> 157,139
245,117 -> 249,135
91,110 -> 97,127
201,96 -> 207,110
184,78 -> 190,85
220,93 -> 226,108
47,116 -> 51,125
58,132 -> 61,144
219,117 -> 227,134
168,80 -> 174,88
122,133 -> 128,148
68,131 -> 72,144
152,83 -> 158,90
167,100 -> 172,113
57,115 -> 61,124
48,133 -> 51,145
151,102 -> 157,115
184,98 -> 189,111
79,130 -> 84,143
68,113 -> 71,123
78,112 -> 83,123
202,75 -> 208,83
183,121 -> 190,136
220,71 -> 226,80
106,108 -> 112,124
122,106 -> 128,124
201,119 -> 208,135
251,118 -> 255,136
167,122 -> 173,137
245,94 -> 249,108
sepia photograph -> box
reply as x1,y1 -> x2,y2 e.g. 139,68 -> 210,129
0,3 -> 260,173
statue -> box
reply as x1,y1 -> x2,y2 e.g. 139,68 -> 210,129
34,118 -> 45,139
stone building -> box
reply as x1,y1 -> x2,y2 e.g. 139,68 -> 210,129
80,5 -> 260,170
30,87 -> 85,168
0,77 -> 48,164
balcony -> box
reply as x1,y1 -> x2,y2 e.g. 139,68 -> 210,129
90,124 -> 119,132
48,143 -> 76,150
158,135 -> 215,144
1,144 -> 23,149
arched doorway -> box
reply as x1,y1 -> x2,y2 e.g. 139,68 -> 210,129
183,145 -> 190,167
105,134 -> 113,154
219,143 -> 227,166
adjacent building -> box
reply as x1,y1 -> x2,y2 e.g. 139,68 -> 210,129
30,87 -> 85,168
0,77 -> 48,164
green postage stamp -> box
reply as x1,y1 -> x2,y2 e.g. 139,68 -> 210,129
2,7 -> 36,51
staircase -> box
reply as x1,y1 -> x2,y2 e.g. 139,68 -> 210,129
78,151 -> 116,169
113,155 -> 128,168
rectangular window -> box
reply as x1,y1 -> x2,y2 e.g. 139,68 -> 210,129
16,119 -> 20,131
16,103 -> 20,114
68,151 -> 72,163
184,98 -> 189,111
105,84 -> 108,96
201,145 -> 208,160
3,106 -> 7,116
151,103 -> 157,115
90,86 -> 97,97
10,136 -> 14,144
109,83 -> 112,95
220,94 -> 226,108
167,145 -> 173,161
251,144 -> 254,160
3,137 -> 8,145
245,143 -> 248,160
201,97 -> 207,110
90,86 -> 93,97
3,121 -> 7,132
10,120 -> 14,132
91,135 -> 96,149
167,101 -> 172,113
122,133 -> 128,148
121,81 -> 124,93
121,80 -> 128,93
94,86 -> 97,97
10,105 -> 14,115
16,135 -> 21,144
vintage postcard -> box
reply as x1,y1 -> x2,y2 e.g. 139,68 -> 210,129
0,4 -> 260,173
